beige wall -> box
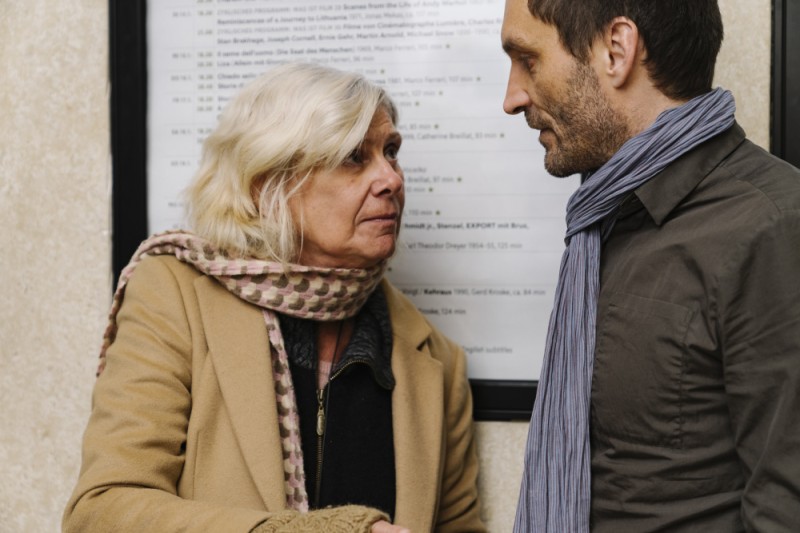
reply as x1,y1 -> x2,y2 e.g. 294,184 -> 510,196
0,0 -> 771,530
0,0 -> 111,531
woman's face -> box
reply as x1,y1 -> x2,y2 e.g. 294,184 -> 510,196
290,107 -> 405,269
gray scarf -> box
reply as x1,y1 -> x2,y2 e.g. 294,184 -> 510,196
514,88 -> 736,532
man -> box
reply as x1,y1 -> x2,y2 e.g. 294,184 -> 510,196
501,0 -> 800,531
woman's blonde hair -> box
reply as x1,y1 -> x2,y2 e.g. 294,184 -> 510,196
185,62 -> 397,262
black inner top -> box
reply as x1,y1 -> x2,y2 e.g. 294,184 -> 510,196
281,286 -> 397,518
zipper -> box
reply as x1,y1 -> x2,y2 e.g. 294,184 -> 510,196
312,357 -> 370,508
314,387 -> 325,508
329,357 -> 370,382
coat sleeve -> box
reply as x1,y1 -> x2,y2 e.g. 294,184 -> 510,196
62,257 -> 386,533
720,209 -> 800,531
428,332 -> 487,533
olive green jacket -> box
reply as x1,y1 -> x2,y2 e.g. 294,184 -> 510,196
591,124 -> 800,531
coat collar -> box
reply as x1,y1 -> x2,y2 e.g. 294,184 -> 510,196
619,122 -> 746,226
195,275 -> 443,529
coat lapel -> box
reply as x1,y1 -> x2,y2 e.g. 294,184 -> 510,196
385,282 -> 445,531
194,276 -> 287,511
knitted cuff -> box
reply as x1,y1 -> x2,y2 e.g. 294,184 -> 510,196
251,505 -> 388,533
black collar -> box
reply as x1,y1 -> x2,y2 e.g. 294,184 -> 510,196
279,286 -> 395,390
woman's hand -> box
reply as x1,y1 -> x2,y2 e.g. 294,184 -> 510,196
371,519 -> 411,533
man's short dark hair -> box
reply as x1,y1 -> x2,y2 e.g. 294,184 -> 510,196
527,0 -> 723,101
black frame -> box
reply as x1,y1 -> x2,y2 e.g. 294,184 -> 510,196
110,0 -> 148,279
109,0 -> 799,421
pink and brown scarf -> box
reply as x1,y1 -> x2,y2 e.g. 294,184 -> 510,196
98,230 -> 386,512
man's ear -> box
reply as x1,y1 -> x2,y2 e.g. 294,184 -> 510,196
597,16 -> 642,89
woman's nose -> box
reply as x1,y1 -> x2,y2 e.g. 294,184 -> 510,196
371,158 -> 404,196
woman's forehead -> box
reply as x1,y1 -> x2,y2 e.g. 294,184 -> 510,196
363,108 -> 400,142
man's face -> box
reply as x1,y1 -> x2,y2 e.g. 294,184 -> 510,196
501,0 -> 629,176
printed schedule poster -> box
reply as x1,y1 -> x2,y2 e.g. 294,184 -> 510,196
147,0 -> 579,381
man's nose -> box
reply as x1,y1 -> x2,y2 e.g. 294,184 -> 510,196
503,63 -> 531,115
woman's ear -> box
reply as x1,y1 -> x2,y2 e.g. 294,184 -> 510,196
597,16 -> 642,89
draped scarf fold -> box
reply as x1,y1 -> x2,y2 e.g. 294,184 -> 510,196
514,88 -> 736,532
98,230 -> 386,513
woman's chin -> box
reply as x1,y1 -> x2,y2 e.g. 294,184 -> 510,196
349,245 -> 397,270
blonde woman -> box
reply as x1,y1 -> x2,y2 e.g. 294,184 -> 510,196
63,63 -> 485,533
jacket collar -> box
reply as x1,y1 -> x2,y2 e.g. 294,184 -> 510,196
618,122 -> 746,226
281,286 -> 396,390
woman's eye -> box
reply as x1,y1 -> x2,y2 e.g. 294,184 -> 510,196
346,149 -> 364,165
385,144 -> 400,161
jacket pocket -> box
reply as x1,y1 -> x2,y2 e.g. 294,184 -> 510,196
592,292 -> 694,448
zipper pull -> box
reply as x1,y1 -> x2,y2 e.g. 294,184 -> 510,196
316,389 -> 325,437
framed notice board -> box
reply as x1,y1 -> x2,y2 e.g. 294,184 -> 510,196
110,0 -> 799,421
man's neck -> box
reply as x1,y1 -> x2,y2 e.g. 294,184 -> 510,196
615,82 -> 689,139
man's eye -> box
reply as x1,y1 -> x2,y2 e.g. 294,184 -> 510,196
519,55 -> 536,73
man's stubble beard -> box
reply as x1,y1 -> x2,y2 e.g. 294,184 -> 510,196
529,62 -> 631,178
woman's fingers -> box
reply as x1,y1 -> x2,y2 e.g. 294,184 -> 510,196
370,519 -> 411,533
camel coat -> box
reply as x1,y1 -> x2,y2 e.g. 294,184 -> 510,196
63,256 -> 485,532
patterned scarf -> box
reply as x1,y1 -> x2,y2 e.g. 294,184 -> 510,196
514,88 -> 736,532
98,230 -> 386,513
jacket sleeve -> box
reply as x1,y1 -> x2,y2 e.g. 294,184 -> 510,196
62,257 -> 386,533
721,209 -> 800,531
429,333 -> 487,533
250,506 -> 386,532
